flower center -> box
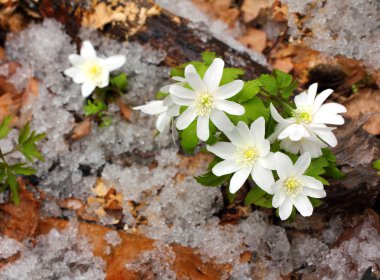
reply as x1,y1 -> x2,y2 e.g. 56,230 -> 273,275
283,177 -> 303,197
83,61 -> 103,82
293,108 -> 312,124
236,146 -> 258,166
195,93 -> 214,116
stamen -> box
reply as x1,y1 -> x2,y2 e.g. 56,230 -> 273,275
283,177 -> 303,197
195,93 -> 214,116
236,146 -> 258,166
293,108 -> 312,124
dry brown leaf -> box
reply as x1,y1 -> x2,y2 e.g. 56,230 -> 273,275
36,218 -> 225,279
0,179 -> 40,241
239,28 -> 267,53
71,118 -> 92,141
272,57 -> 293,73
241,0 -> 271,23
343,89 -> 380,135
117,98 -> 133,122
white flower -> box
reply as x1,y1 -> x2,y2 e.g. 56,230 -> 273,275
133,76 -> 185,134
272,152 -> 326,220
269,83 -> 346,157
170,58 -> 245,141
64,40 -> 126,98
207,117 -> 275,194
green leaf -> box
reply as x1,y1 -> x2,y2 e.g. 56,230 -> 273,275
236,80 -> 261,103
10,163 -> 36,176
258,74 -> 277,95
229,96 -> 269,124
19,131 -> 45,162
83,99 -> 107,117
325,165 -> 345,179
201,51 -> 217,65
156,91 -> 169,100
110,73 -> 128,91
322,148 -> 337,163
274,69 -> 292,89
180,120 -> 198,154
305,157 -> 329,177
18,122 -> 31,145
244,187 -> 266,206
280,80 -> 297,99
220,68 -> 245,86
309,197 -> 323,208
6,170 -> 19,205
100,116 -> 113,128
170,66 -> 184,77
254,197 -> 273,208
373,159 -> 380,171
0,116 -> 12,139
195,171 -> 228,187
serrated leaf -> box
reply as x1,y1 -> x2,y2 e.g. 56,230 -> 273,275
83,99 -> 107,117
305,157 -> 329,177
195,171 -> 228,187
155,91 -> 169,100
110,73 -> 128,91
309,197 -> 323,208
220,68 -> 245,86
170,66 -> 184,77
236,80 -> 261,103
244,187 -> 267,206
201,51 -> 217,65
255,197 -> 273,208
373,159 -> 380,171
11,163 -> 36,176
6,170 -> 19,205
274,69 -> 292,88
258,74 -> 277,95
322,148 -> 337,163
280,80 -> 297,99
0,116 -> 12,139
100,116 -> 113,128
18,122 -> 30,145
180,120 -> 198,154
326,165 -> 345,179
229,96 -> 269,124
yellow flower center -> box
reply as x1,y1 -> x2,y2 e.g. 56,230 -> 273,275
237,146 -> 258,166
83,61 -> 103,82
283,177 -> 303,197
195,93 -> 214,116
293,108 -> 312,124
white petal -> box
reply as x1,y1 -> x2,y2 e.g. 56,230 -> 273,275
307,83 -> 318,107
258,140 -> 270,157
286,123 -> 309,141
229,167 -> 251,193
313,105 -> 345,125
225,127 -> 245,147
133,100 -> 167,115
169,84 -> 197,99
215,80 -> 244,99
258,152 -> 276,169
270,103 -> 290,124
68,54 -> 86,67
80,41 -> 97,59
160,84 -> 171,93
280,138 -> 301,155
275,152 -> 293,178
251,164 -> 274,194
214,99 -> 245,116
81,82 -> 96,98
197,115 -> 210,141
314,129 -> 337,147
170,95 -> 194,106
210,110 -> 234,133
185,64 -> 207,92
293,195 -> 313,217
272,188 -> 286,208
300,138 -> 325,158
294,92 -> 308,108
104,55 -> 126,71
302,187 -> 326,198
97,67 -> 110,88
166,104 -> 180,117
176,107 -> 197,130
173,76 -> 186,82
212,160 -> 241,176
203,58 -> 224,92
300,175 -> 324,190
207,142 -> 236,160
237,121 -> 254,145
156,113 -> 171,133
64,67 -> 80,78
279,197 -> 293,220
313,88 -> 333,113
268,124 -> 287,143
292,152 -> 311,176
250,117 -> 265,145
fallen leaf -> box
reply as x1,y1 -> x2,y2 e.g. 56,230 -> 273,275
239,28 -> 267,53
241,0 -> 271,23
272,57 -> 293,73
71,118 -> 92,141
